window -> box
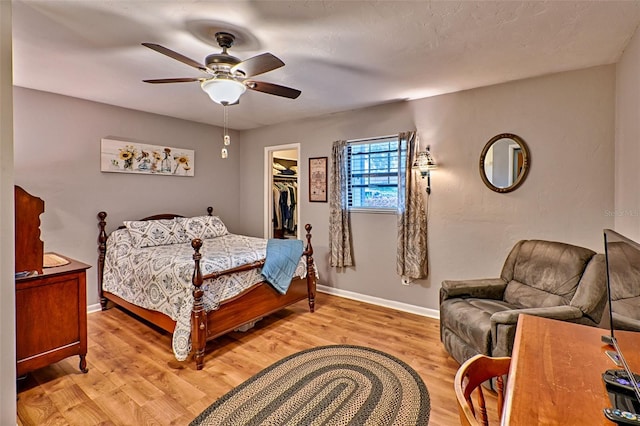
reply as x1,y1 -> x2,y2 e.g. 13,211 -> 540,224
347,136 -> 406,211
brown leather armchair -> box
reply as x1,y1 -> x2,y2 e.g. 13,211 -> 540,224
440,239 -> 607,366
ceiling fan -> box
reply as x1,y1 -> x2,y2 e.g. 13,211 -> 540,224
142,32 -> 301,106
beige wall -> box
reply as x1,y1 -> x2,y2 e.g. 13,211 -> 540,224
13,87 -> 241,307
239,65 -> 616,311
1,1 -> 16,421
615,24 -> 640,240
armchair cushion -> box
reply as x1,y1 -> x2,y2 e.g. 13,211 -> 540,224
503,280 -> 570,309
502,240 -> 596,308
440,297 -> 516,362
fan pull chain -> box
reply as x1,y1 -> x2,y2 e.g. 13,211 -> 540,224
221,105 -> 230,159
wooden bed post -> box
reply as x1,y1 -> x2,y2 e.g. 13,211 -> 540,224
304,224 -> 316,313
97,211 -> 108,310
191,238 -> 207,370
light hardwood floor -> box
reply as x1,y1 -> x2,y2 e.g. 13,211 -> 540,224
16,293 -> 493,425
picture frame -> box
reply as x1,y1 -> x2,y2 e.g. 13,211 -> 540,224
309,157 -> 328,202
100,138 -> 195,177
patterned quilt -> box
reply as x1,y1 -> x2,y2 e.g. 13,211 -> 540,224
102,228 -> 309,361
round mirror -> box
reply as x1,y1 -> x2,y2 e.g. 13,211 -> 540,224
479,133 -> 530,193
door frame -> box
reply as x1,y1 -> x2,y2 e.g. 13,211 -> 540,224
264,143 -> 301,239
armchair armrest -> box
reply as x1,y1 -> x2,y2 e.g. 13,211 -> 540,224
491,305 -> 584,325
489,305 -> 584,357
612,313 -> 640,332
440,278 -> 507,303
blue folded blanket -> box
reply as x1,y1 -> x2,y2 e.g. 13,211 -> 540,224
262,239 -> 304,294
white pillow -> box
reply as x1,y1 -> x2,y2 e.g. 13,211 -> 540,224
178,215 -> 228,240
124,218 -> 187,248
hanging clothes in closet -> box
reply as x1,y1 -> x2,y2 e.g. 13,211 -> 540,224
273,179 -> 297,237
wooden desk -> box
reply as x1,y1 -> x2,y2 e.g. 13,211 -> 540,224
502,314 -> 640,425
16,254 -> 91,376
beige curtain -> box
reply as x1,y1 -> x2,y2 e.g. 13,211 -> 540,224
397,131 -> 428,280
329,140 -> 354,267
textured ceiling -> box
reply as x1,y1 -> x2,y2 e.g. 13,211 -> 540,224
11,1 -> 640,130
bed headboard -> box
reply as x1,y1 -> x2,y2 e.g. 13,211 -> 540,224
115,207 -> 214,230
140,207 -> 213,221
97,206 -> 214,309
115,213 -> 184,230
15,186 -> 44,274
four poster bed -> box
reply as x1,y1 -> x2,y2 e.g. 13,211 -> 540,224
97,207 -> 316,370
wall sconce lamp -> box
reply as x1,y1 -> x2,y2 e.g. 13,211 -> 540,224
412,145 -> 437,194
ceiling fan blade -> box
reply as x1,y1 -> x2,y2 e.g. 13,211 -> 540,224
143,78 -> 201,84
246,81 -> 301,99
232,53 -> 284,78
142,43 -> 207,72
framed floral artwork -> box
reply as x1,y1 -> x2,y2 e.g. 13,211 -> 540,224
309,157 -> 328,202
100,138 -> 194,177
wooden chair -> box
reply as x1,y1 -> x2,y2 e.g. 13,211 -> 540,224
454,354 -> 511,426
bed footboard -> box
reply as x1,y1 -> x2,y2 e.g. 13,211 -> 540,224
190,224 -> 316,370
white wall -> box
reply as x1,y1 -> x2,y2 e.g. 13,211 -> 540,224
13,87 -> 241,307
1,1 -> 16,422
239,65 -> 616,311
615,25 -> 640,241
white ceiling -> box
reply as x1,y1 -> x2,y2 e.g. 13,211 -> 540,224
11,1 -> 640,130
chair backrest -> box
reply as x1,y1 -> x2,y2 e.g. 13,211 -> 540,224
455,354 -> 511,426
500,240 -> 596,309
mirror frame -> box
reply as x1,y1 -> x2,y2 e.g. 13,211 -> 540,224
479,133 -> 530,193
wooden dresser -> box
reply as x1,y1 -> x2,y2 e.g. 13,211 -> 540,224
16,255 -> 90,376
15,186 -> 90,376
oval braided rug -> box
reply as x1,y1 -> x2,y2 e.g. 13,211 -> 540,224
190,345 -> 430,426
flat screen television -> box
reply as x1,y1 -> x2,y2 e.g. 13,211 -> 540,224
602,229 -> 640,417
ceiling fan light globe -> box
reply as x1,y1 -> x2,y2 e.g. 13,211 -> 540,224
201,78 -> 246,105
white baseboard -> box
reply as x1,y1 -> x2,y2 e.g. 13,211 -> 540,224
317,285 -> 440,319
87,289 -> 440,320
87,303 -> 102,314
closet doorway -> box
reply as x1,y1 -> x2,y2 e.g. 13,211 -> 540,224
264,143 -> 300,239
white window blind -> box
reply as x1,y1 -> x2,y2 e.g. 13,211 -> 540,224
346,136 -> 406,210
